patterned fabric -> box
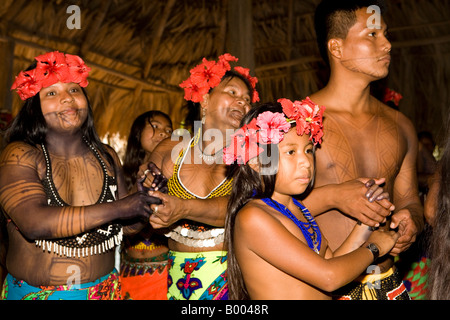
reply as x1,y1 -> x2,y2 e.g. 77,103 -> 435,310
333,267 -> 411,300
167,250 -> 228,300
1,269 -> 121,300
166,130 -> 231,300
120,251 -> 169,300
402,256 -> 430,300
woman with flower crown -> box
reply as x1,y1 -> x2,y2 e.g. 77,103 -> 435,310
0,51 -> 157,300
224,100 -> 399,300
141,54 -> 258,300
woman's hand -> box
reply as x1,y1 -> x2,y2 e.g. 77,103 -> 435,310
147,191 -> 186,229
137,162 -> 168,195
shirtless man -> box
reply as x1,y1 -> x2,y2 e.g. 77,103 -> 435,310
0,52 -> 154,300
302,1 -> 423,300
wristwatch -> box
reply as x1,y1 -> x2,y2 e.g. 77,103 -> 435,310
366,243 -> 380,261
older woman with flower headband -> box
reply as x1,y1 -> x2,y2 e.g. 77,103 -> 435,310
0,51 -> 156,300
141,54 -> 258,300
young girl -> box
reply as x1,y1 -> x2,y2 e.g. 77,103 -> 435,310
224,100 -> 399,300
120,111 -> 173,300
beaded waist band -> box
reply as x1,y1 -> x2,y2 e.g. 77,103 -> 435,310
35,224 -> 123,258
120,252 -> 169,277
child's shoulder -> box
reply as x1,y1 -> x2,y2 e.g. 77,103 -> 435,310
236,199 -> 279,229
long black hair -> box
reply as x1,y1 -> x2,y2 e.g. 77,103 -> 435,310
427,112 -> 450,300
122,110 -> 172,191
225,101 -> 316,300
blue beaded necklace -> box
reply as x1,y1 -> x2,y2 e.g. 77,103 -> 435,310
261,197 -> 322,254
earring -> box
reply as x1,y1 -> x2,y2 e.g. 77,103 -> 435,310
201,108 -> 206,124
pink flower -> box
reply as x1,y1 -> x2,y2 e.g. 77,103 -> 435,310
224,119 -> 263,165
223,144 -> 238,165
256,111 -> 290,144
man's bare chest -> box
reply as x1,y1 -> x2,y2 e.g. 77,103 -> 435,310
315,114 -> 406,183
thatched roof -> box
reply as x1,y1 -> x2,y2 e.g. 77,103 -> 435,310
1,0 -> 449,156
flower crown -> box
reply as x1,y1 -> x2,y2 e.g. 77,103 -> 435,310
179,53 -> 259,104
223,97 -> 325,165
11,51 -> 91,101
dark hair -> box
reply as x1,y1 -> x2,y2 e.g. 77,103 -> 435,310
225,101 -> 316,300
6,62 -> 46,145
183,70 -> 256,133
418,131 -> 435,144
427,113 -> 450,300
122,110 -> 172,191
314,0 -> 387,65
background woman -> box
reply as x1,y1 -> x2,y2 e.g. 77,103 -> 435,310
120,110 -> 173,300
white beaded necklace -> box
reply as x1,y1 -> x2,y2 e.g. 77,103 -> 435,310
197,143 -> 223,165
40,136 -> 109,205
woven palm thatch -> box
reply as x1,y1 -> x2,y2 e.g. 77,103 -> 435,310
0,0 -> 449,155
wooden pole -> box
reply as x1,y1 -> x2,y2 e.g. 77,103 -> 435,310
227,0 -> 255,73
0,39 -> 14,112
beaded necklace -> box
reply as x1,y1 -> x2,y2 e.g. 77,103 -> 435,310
37,137 -> 123,258
197,142 -> 223,165
261,197 -> 322,254
41,136 -> 109,206
166,128 -> 232,247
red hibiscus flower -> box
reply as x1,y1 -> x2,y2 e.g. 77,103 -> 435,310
11,69 -> 43,100
179,77 -> 209,103
11,51 -> 92,101
180,53 -> 260,104
278,97 -> 325,145
190,58 -> 227,90
234,66 -> 259,103
35,51 -> 71,87
65,54 -> 91,87
218,53 -> 238,71
383,88 -> 403,106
